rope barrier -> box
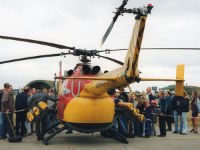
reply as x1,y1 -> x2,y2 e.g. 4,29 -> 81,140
1,108 -> 31,114
140,112 -> 200,122
1,108 -> 199,120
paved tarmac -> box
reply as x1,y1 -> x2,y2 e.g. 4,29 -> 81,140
0,130 -> 200,150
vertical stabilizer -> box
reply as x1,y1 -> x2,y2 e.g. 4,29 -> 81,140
175,64 -> 185,96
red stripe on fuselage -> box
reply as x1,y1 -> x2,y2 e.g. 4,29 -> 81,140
57,66 -> 95,119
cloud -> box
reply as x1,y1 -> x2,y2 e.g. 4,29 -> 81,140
0,0 -> 199,91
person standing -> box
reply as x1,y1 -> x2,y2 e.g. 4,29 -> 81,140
28,88 -> 58,140
118,88 -> 129,135
191,91 -> 199,133
118,87 -> 129,102
179,91 -> 190,135
46,89 -> 57,134
158,91 -> 167,137
172,95 -> 182,134
136,99 -> 145,137
126,92 -> 135,138
15,87 -> 29,136
151,100 -> 157,136
165,91 -> 173,131
26,88 -> 36,135
144,99 -> 152,138
146,87 -> 155,103
1,84 -> 16,139
0,83 -> 9,139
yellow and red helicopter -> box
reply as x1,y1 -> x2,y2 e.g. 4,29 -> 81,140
0,0 -> 195,145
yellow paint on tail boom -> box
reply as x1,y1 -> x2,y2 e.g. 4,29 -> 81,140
123,16 -> 147,79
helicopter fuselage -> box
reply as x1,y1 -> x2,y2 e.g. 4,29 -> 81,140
57,65 -> 115,132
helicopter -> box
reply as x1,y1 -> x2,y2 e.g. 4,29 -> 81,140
0,0 -> 197,145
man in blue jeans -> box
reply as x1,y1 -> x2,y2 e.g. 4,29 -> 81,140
180,93 -> 189,134
0,83 -> 9,139
172,96 -> 182,134
1,84 -> 15,139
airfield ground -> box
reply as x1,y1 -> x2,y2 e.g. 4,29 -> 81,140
0,129 -> 200,150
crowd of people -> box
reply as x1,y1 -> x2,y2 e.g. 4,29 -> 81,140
110,87 -> 200,138
0,83 -> 58,141
0,82 -> 200,143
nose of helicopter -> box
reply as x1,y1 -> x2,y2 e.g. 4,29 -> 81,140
63,96 -> 115,125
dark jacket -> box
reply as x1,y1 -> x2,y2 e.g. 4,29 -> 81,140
180,97 -> 189,113
29,92 -> 58,108
158,97 -> 167,114
144,106 -> 153,120
136,103 -> 145,114
15,92 -> 29,110
148,93 -> 155,102
118,92 -> 129,102
1,92 -> 14,112
172,96 -> 181,112
166,95 -> 174,111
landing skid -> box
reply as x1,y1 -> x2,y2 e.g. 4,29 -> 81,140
101,129 -> 128,144
43,125 -> 68,145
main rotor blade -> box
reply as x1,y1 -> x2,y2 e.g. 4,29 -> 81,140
0,52 -> 70,64
101,0 -> 128,46
141,48 -> 200,50
98,55 -> 123,65
101,21 -> 115,47
0,35 -> 75,50
98,48 -> 200,53
98,49 -> 127,53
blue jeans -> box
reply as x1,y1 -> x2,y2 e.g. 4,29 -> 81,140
25,120 -> 32,134
2,113 -> 15,138
151,117 -> 156,136
46,113 -> 51,130
0,112 -> 5,137
118,115 -> 127,135
180,112 -> 187,133
145,120 -> 151,136
138,122 -> 144,136
127,120 -> 134,135
173,110 -> 179,132
134,120 -> 139,136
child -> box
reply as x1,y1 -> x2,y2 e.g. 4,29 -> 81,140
144,99 -> 152,138
151,100 -> 157,136
136,99 -> 145,137
126,92 -> 135,138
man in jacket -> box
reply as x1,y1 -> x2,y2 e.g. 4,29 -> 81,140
146,87 -> 155,103
15,87 -> 29,136
118,88 -> 129,135
158,91 -> 167,137
1,84 -> 15,139
165,91 -> 174,131
172,96 -> 182,134
180,92 -> 190,135
0,83 -> 9,139
29,88 -> 58,140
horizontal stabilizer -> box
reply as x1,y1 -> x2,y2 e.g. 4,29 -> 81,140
140,78 -> 184,82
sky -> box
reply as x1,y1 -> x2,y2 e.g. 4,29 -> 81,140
0,0 -> 200,91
